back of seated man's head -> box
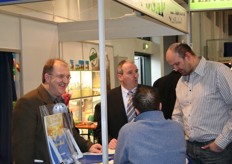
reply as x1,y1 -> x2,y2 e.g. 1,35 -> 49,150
133,85 -> 160,114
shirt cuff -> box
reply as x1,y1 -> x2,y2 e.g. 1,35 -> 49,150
215,134 -> 231,149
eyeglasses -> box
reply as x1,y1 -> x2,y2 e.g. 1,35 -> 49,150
49,74 -> 71,81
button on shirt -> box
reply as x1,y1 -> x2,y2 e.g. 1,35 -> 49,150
172,56 -> 232,149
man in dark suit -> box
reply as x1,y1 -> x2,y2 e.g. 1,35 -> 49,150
153,70 -> 181,119
13,58 -> 102,164
95,59 -> 139,149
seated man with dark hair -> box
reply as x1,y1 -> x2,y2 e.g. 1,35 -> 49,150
114,85 -> 186,164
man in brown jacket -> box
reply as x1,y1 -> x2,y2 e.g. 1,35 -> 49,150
13,58 -> 102,164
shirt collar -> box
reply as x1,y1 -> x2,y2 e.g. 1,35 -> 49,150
194,56 -> 206,77
135,110 -> 164,122
121,85 -> 137,94
182,56 -> 206,82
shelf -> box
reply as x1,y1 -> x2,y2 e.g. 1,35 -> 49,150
218,57 -> 232,63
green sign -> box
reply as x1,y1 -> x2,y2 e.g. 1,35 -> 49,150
190,0 -> 232,11
115,0 -> 188,33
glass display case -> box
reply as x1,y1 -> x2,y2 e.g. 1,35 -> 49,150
81,97 -> 93,122
68,96 -> 101,124
92,71 -> 101,96
69,99 -> 82,124
81,71 -> 92,97
67,71 -> 81,99
67,70 -> 101,123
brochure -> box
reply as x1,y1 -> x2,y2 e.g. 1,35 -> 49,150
79,149 -> 115,164
40,103 -> 83,164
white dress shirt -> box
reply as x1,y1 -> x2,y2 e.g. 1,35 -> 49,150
172,56 -> 232,149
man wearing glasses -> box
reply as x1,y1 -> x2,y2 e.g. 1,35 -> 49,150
13,58 -> 102,164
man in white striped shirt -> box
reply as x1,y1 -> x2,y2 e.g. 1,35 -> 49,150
166,43 -> 232,164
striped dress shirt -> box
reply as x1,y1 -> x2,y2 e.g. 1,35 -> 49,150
172,56 -> 232,149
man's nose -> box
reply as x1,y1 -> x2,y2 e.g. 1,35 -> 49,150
62,77 -> 70,83
134,72 -> 139,78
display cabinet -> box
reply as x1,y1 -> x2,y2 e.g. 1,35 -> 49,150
81,71 -> 92,97
92,71 -> 101,96
67,70 -> 101,124
69,99 -> 81,123
67,71 -> 81,99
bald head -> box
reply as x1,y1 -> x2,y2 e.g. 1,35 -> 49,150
166,43 -> 199,75
166,43 -> 196,60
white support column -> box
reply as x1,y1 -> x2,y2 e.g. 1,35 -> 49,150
98,0 -> 109,164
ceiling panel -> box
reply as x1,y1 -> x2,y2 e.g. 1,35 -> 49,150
58,15 -> 185,41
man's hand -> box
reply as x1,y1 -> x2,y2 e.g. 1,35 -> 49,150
89,143 -> 102,153
201,141 -> 223,152
108,138 -> 117,149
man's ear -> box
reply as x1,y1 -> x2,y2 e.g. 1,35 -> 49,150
117,73 -> 123,81
185,52 -> 192,62
159,103 -> 162,111
44,73 -> 51,83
